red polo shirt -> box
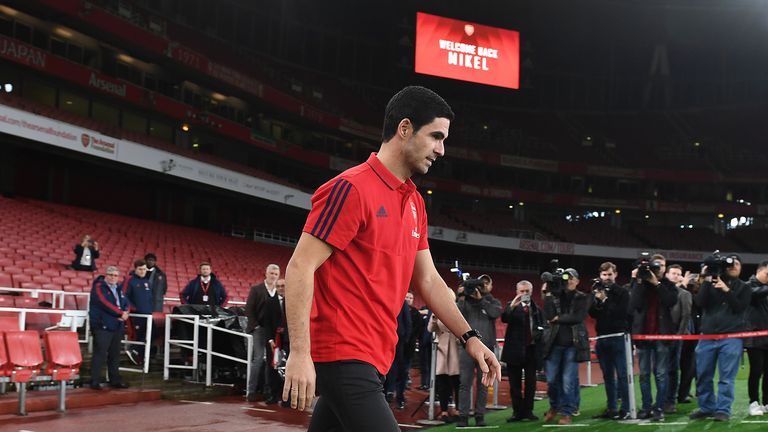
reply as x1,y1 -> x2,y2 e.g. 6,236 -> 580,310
303,153 -> 429,374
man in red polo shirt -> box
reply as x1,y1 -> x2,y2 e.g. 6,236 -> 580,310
282,86 -> 501,431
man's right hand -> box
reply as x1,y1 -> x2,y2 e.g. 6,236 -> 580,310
282,352 -> 316,411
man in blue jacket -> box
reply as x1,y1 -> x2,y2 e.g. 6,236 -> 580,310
180,262 -> 227,307
89,265 -> 130,389
124,259 -> 152,364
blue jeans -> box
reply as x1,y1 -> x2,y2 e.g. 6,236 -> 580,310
637,341 -> 670,411
596,335 -> 629,412
546,345 -> 579,416
666,340 -> 682,406
696,338 -> 743,416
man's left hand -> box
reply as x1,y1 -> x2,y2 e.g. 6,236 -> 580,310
714,278 -> 730,293
465,337 -> 501,387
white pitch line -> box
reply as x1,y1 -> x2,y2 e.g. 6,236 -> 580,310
637,422 -> 689,426
742,420 -> 768,423
542,425 -> 589,428
455,427 -> 500,430
240,406 -> 277,413
397,424 -> 423,429
178,400 -> 214,405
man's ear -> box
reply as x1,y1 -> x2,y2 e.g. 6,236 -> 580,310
399,119 -> 411,138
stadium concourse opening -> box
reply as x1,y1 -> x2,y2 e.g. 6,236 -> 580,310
2,0 -> 768,430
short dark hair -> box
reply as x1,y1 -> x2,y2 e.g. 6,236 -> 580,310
144,253 -> 157,260
199,261 -> 212,269
651,253 -> 666,262
667,264 -> 683,272
759,260 -> 768,270
599,262 -> 616,273
133,259 -> 147,268
381,86 -> 454,142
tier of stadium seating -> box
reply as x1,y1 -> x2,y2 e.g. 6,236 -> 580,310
535,218 -> 649,248
27,0 -> 768,176
0,196 -> 294,309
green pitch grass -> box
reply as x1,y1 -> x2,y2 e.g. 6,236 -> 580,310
427,363 -> 765,431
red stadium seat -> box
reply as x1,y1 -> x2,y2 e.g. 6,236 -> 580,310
4,330 -> 43,383
43,331 -> 81,380
52,276 -> 70,285
12,274 -> 32,287
42,269 -> 61,278
32,275 -> 52,284
0,316 -> 20,331
5,330 -> 45,415
0,295 -> 14,308
0,333 -> 8,377
60,270 -> 78,279
22,268 -> 40,276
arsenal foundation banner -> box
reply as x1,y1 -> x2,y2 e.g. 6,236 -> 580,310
415,12 -> 520,89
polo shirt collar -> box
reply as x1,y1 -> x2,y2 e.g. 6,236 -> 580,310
366,153 -> 416,194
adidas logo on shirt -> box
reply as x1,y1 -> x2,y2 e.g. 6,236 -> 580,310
376,206 -> 388,218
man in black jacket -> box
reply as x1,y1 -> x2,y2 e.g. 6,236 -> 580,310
629,253 -> 678,421
263,276 -> 286,405
502,280 -> 544,422
745,260 -> 768,416
542,268 -> 590,426
689,254 -> 751,422
589,262 -> 630,420
144,253 -> 167,312
457,280 -> 502,427
244,264 -> 281,402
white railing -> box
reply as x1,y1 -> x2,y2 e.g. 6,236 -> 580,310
0,286 -> 90,310
0,287 -> 91,344
163,314 -> 252,391
120,313 -> 154,374
163,298 -> 246,307
0,307 -> 89,344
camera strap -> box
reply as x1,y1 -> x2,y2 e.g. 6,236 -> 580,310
553,296 -> 562,316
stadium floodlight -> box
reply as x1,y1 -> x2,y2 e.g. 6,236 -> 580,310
3,83 -> 12,92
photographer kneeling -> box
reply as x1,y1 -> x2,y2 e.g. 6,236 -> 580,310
542,268 -> 590,425
456,277 -> 502,427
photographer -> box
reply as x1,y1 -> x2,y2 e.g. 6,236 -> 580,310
456,277 -> 502,427
502,280 -> 544,422
745,260 -> 768,416
629,253 -> 678,421
588,262 -> 630,420
690,253 -> 750,422
664,264 -> 693,414
71,234 -> 100,271
542,268 -> 590,426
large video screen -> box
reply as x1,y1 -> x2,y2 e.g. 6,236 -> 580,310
415,12 -> 520,89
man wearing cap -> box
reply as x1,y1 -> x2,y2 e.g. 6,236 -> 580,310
456,275 -> 502,427
689,254 -> 751,422
629,253 -> 678,421
542,268 -> 590,425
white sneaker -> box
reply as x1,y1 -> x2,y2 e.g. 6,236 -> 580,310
749,401 -> 763,416
763,404 -> 768,414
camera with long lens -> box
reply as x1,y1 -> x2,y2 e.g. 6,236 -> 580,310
702,250 -> 737,278
635,252 -> 663,280
450,260 -> 484,298
540,259 -> 570,296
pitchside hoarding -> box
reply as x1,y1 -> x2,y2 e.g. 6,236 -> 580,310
415,12 -> 520,89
